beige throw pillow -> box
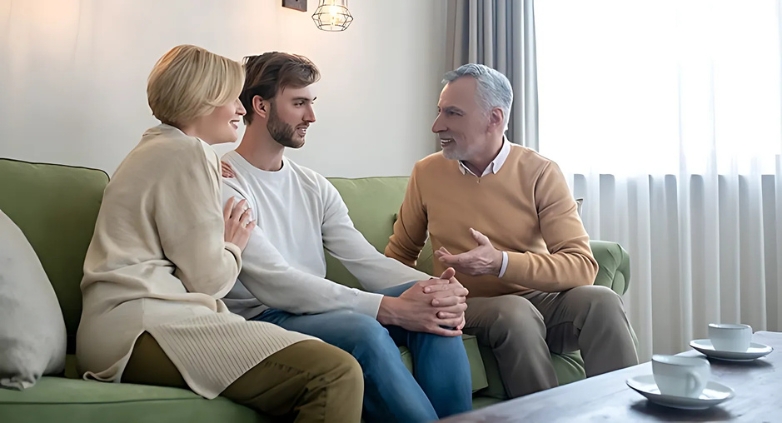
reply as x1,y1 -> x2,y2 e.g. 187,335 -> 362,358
0,209 -> 66,390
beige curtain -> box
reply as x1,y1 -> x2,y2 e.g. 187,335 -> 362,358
445,0 -> 538,150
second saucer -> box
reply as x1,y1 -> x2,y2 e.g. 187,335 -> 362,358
690,339 -> 773,361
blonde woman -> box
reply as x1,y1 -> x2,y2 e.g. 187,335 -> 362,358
75,45 -> 363,422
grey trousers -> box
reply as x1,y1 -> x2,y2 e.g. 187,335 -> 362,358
463,285 -> 638,398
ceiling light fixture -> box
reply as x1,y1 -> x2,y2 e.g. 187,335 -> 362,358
312,0 -> 353,32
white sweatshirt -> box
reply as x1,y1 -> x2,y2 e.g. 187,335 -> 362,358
220,150 -> 430,319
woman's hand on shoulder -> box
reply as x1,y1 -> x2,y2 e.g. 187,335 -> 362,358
221,161 -> 235,178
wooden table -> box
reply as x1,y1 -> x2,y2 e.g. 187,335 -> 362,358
439,331 -> 781,422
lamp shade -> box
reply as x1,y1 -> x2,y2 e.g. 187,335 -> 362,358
312,0 -> 353,31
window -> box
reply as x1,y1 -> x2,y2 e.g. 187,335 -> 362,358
536,0 -> 782,176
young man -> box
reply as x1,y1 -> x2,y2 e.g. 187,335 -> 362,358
219,52 -> 473,423
386,63 -> 639,398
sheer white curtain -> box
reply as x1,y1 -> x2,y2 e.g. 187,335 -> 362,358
536,0 -> 782,361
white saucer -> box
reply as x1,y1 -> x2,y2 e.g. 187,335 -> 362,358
626,375 -> 734,410
690,339 -> 773,361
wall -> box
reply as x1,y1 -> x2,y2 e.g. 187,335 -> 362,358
0,0 -> 447,177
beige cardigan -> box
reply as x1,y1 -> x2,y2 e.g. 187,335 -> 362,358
76,124 -> 314,399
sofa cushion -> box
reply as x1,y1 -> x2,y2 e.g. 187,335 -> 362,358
324,177 -> 409,288
0,210 -> 67,390
0,377 -> 267,423
324,177 -> 434,282
0,159 -> 109,354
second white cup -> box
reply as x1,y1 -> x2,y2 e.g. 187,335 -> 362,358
708,323 -> 752,352
652,355 -> 710,398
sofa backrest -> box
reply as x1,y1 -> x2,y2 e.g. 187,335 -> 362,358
0,159 -> 430,353
325,177 -> 433,288
0,159 -> 108,354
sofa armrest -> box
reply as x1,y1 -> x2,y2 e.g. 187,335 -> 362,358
589,240 -> 631,296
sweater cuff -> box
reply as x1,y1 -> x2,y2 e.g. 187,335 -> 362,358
224,242 -> 243,270
353,291 -> 384,318
502,251 -> 528,282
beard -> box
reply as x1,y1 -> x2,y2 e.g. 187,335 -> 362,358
440,142 -> 464,161
441,146 -> 458,160
267,103 -> 304,149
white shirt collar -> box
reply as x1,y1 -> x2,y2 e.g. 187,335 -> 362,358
458,137 -> 511,177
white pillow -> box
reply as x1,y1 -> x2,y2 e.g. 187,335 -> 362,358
0,209 -> 66,390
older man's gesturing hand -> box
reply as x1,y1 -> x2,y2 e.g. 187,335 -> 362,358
435,228 -> 503,277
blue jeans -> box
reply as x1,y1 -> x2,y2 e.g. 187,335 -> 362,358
253,282 -> 472,423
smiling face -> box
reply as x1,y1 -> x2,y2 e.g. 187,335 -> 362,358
264,85 -> 317,149
189,97 -> 246,145
431,76 -> 494,162
146,45 -> 246,144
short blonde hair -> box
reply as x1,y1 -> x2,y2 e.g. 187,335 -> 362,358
147,45 -> 245,126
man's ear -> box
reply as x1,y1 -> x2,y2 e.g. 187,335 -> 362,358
489,108 -> 504,129
253,95 -> 268,119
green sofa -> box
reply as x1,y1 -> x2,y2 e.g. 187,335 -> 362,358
0,158 -> 631,423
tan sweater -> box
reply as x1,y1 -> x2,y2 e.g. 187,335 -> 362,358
76,124 -> 313,399
385,145 -> 598,297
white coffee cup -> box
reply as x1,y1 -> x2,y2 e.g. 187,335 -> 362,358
652,355 -> 710,398
708,323 -> 752,352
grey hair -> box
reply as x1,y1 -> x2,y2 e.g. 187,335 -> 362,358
443,63 -> 513,131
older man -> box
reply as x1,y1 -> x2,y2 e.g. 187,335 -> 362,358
385,63 -> 638,398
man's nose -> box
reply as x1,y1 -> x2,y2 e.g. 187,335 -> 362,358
304,105 -> 316,123
432,115 -> 445,133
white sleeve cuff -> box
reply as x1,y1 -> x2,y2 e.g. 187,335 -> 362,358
498,251 -> 508,278
353,290 -> 384,318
